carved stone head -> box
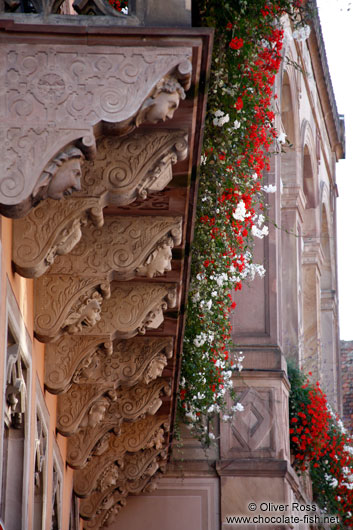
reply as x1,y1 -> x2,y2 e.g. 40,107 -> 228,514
136,76 -> 185,126
136,237 -> 173,279
45,147 -> 84,200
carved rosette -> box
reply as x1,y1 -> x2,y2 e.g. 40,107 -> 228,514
34,276 -> 111,342
47,216 -> 182,280
13,197 -> 104,278
78,130 -> 188,205
67,415 -> 169,470
57,378 -> 171,436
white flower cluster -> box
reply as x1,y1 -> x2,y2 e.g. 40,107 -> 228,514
193,331 -> 214,347
233,351 -> 244,372
262,184 -> 277,193
251,224 -> 269,239
213,110 -> 230,127
324,473 -> 338,489
292,25 -> 311,42
233,199 -> 247,221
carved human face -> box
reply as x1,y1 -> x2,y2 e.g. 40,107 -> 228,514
82,299 -> 101,327
47,158 -> 82,200
88,401 -> 107,427
145,91 -> 180,124
145,245 -> 172,278
145,355 -> 167,384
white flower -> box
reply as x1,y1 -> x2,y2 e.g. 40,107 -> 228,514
233,200 -> 247,221
292,24 -> 311,42
262,184 -> 277,193
214,110 -> 224,117
121,6 -> 128,14
277,131 -> 287,144
232,403 -> 244,412
206,300 -> 212,310
211,290 -> 217,297
251,225 -> 269,239
233,120 -> 241,129
200,154 -> 207,165
209,433 -> 215,440
223,414 -> 231,422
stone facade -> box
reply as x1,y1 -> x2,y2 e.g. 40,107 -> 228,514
341,340 -> 353,434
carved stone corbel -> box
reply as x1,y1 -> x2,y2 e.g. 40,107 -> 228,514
67,414 -> 169,470
78,130 -> 188,206
80,448 -> 166,521
0,41 -> 191,216
44,336 -> 112,395
13,197 -> 104,278
46,216 -> 182,280
73,418 -> 168,497
73,282 -> 178,339
34,277 -> 111,342
57,378 -> 171,437
1,145 -> 85,219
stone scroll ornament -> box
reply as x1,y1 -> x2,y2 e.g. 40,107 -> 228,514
0,39 -> 191,217
45,335 -> 173,395
35,280 -> 177,342
14,214 -> 182,279
11,130 -> 187,278
73,421 -> 168,497
79,448 -> 167,522
56,377 -> 171,436
67,413 -> 169,470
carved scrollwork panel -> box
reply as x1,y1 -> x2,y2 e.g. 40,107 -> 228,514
0,41 -> 191,212
78,130 -> 188,205
57,378 -> 171,436
67,414 -> 169,470
73,418 -> 168,497
78,282 -> 177,339
44,336 -> 112,395
74,448 -> 166,498
34,276 -> 111,342
13,197 -> 104,278
48,216 -> 182,279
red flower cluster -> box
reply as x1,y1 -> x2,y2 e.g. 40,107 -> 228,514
229,37 -> 244,50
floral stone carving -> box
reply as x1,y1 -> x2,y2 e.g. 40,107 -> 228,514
67,414 -> 169,470
0,40 -> 191,215
57,378 -> 171,436
47,216 -> 182,280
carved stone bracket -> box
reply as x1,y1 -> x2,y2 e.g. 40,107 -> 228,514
44,336 -> 112,395
44,215 -> 182,280
67,414 -> 169,470
79,448 -> 167,522
13,197 -> 104,278
57,378 -> 171,437
74,448 -> 165,497
71,281 -> 178,339
0,40 -> 191,215
34,276 -> 111,342
78,130 -> 188,205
